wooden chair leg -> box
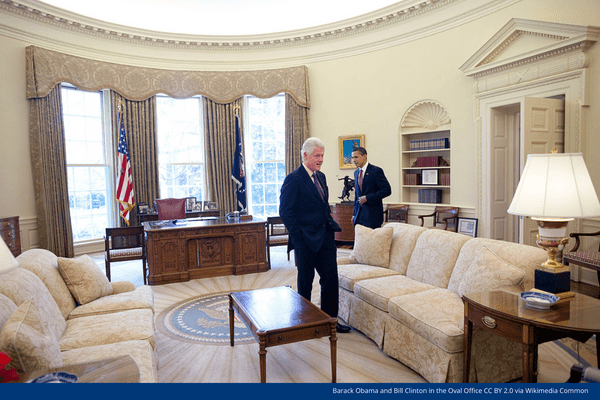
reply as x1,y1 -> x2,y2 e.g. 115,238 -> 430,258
105,258 -> 111,282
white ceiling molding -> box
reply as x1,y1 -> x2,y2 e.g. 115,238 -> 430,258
460,18 -> 600,92
0,0 -> 521,66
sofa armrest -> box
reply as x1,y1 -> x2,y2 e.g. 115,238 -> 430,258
337,256 -> 353,265
111,281 -> 136,294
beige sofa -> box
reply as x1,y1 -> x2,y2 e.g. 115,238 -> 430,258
337,222 -> 547,383
0,248 -> 157,382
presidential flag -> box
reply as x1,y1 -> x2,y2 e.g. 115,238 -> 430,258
231,112 -> 247,212
116,107 -> 135,225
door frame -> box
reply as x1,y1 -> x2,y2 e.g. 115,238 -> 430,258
476,69 -> 587,240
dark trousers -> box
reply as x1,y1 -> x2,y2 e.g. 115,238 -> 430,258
293,229 -> 339,318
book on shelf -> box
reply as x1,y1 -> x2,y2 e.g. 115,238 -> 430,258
418,189 -> 443,204
409,138 -> 449,151
439,171 -> 450,186
403,173 -> 421,185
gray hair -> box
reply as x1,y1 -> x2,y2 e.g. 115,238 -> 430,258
301,137 -> 325,161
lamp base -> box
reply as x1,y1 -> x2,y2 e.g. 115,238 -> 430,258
534,268 -> 570,294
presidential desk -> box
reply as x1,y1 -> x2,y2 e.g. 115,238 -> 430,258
144,217 -> 268,285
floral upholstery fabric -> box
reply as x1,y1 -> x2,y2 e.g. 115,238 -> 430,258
447,238 -> 547,294
349,225 -> 394,268
337,264 -> 399,292
0,268 -> 67,340
68,286 -> 154,319
348,299 -> 392,348
61,340 -> 158,383
457,246 -> 525,297
405,229 -> 470,288
58,255 -> 114,305
0,299 -> 63,373
17,249 -> 77,319
387,289 -> 464,353
353,275 -> 437,311
0,293 -> 17,328
385,223 -> 427,274
59,308 -> 155,352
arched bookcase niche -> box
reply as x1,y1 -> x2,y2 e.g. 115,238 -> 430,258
399,100 -> 452,205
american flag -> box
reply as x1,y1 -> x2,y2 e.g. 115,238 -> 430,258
231,112 -> 247,212
116,108 -> 135,225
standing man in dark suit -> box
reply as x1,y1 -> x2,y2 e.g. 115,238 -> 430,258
351,147 -> 392,229
279,137 -> 351,333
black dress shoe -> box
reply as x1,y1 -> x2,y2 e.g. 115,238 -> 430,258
336,323 -> 351,333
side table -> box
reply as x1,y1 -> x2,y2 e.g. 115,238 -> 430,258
463,290 -> 600,383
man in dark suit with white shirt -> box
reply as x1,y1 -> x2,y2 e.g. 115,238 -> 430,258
279,137 -> 350,333
351,147 -> 392,229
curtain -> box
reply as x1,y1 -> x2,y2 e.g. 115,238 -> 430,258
203,98 -> 244,214
29,84 -> 74,257
110,92 -> 160,226
285,93 -> 310,173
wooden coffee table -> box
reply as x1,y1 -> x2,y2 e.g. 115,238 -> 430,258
229,286 -> 337,383
463,289 -> 600,383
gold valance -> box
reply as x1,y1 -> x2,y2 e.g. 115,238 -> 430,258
25,46 -> 310,107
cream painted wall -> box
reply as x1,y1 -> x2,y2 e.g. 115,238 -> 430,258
1,0 -> 599,251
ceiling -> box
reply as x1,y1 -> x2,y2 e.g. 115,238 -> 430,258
38,0 -> 403,36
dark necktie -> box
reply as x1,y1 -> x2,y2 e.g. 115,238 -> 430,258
358,169 -> 363,191
313,173 -> 325,201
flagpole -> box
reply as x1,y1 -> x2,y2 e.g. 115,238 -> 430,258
115,99 -> 136,226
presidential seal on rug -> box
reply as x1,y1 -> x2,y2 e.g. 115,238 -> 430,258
157,292 -> 254,345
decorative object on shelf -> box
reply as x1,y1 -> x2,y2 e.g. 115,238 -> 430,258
520,291 -> 559,310
457,217 -> 478,238
421,169 -> 439,186
338,134 -> 364,169
337,175 -> 355,203
185,197 -> 196,212
508,151 -> 600,294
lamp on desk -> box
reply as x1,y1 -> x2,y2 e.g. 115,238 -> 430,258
508,151 -> 600,294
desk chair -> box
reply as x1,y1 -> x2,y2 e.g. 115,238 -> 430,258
384,204 -> 409,223
418,206 -> 458,231
266,216 -> 290,268
104,226 -> 146,284
155,198 -> 186,220
563,230 -> 600,286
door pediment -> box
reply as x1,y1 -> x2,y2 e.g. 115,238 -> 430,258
460,18 -> 599,85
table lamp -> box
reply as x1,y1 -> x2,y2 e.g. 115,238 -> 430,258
507,152 -> 600,294
0,236 -> 19,275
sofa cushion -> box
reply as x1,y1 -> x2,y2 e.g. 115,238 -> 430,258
59,308 -> 155,351
349,225 -> 394,268
457,246 -> 525,297
0,294 -> 17,331
0,299 -> 63,373
353,275 -> 437,311
405,229 -> 470,288
61,340 -> 158,383
447,238 -> 548,293
386,223 -> 427,274
0,268 -> 67,340
58,255 -> 114,305
387,288 -> 464,353
17,249 -> 77,319
68,286 -> 154,319
338,264 -> 400,292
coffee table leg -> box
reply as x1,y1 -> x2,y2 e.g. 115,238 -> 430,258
258,333 -> 267,383
228,294 -> 234,347
330,320 -> 337,383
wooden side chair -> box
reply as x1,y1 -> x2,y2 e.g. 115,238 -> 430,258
105,226 -> 147,285
418,206 -> 459,231
563,230 -> 600,285
266,216 -> 290,268
384,204 -> 409,223
155,198 -> 186,220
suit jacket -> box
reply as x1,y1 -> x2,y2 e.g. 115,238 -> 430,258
279,165 -> 341,253
353,163 -> 392,229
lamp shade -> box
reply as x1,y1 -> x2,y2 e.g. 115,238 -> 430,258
0,236 -> 19,275
508,153 -> 600,218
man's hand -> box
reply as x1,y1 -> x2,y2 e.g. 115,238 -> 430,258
359,196 -> 367,205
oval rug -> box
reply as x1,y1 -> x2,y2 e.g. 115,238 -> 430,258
157,292 -> 254,345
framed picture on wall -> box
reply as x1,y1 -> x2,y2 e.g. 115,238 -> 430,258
457,218 -> 478,238
422,169 -> 439,185
338,135 -> 365,169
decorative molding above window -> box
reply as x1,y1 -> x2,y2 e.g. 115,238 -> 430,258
400,100 -> 451,131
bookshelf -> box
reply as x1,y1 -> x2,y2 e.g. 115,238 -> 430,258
400,100 -> 451,204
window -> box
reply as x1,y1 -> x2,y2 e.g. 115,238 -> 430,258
156,96 -> 206,202
62,86 -> 112,242
245,94 -> 286,220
